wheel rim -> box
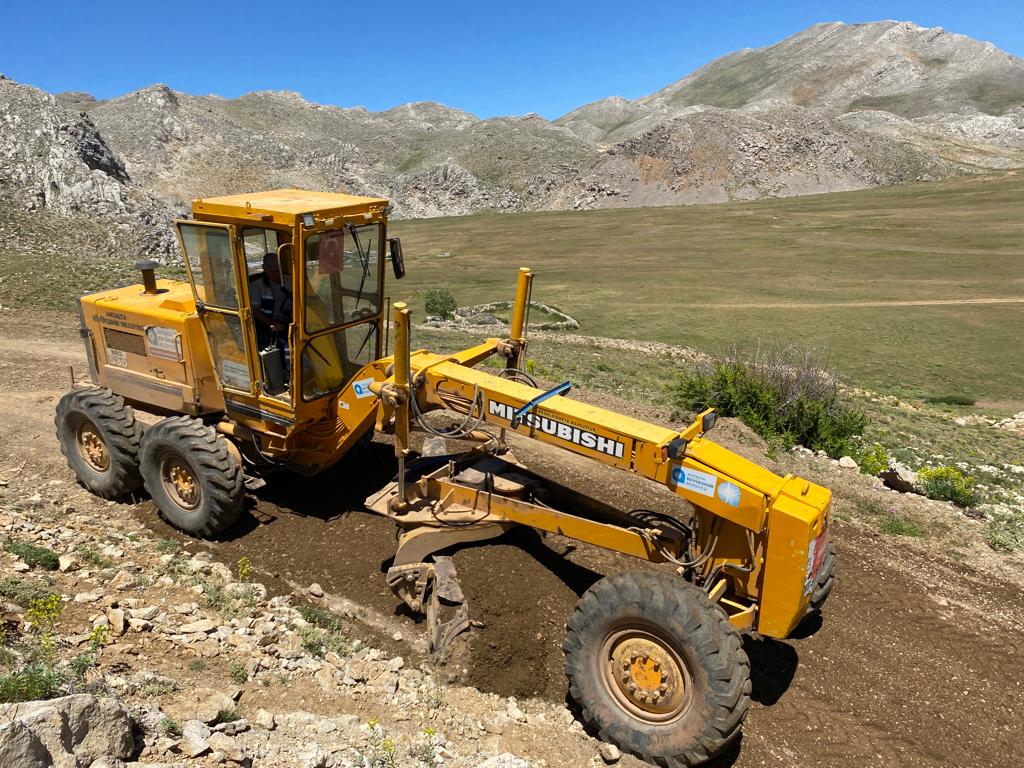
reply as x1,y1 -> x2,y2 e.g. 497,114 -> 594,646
160,454 -> 201,510
76,421 -> 110,472
600,627 -> 693,724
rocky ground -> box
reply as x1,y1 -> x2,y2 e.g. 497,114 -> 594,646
1,308 -> 1023,768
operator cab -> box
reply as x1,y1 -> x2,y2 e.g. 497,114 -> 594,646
174,189 -> 404,428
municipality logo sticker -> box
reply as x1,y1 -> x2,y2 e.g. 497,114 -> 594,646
352,378 -> 376,399
672,466 -> 717,497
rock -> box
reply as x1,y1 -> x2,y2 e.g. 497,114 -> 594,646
314,666 -> 336,689
181,720 -> 211,757
106,607 -> 127,635
307,583 -> 324,598
838,456 -> 858,469
131,605 -> 160,621
75,592 -> 102,603
386,655 -> 405,672
179,618 -> 216,634
598,742 -> 622,763
476,755 -> 532,768
207,732 -> 245,763
296,743 -> 328,768
108,569 -> 135,590
506,697 -> 527,723
254,709 -> 276,730
194,691 -> 237,724
58,554 -> 77,572
879,462 -> 921,494
0,694 -> 133,766
12,560 -> 29,572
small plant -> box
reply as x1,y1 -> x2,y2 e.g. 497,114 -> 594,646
419,727 -> 439,767
918,466 -> 975,508
296,602 -> 342,631
424,287 -> 457,320
189,659 -> 207,672
70,652 -> 96,679
142,679 -> 178,697
87,624 -> 109,651
856,443 -> 890,476
236,556 -> 253,583
983,509 -> 1024,553
77,546 -> 114,569
228,660 -> 249,684
161,716 -> 182,737
156,538 -> 181,554
212,708 -> 242,725
26,594 -> 62,661
362,719 -> 397,768
5,541 -> 60,571
880,515 -> 925,538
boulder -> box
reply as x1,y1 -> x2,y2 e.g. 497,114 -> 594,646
0,694 -> 134,767
879,462 -> 921,494
180,720 -> 211,757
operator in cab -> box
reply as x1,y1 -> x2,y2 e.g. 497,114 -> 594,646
248,252 -> 292,349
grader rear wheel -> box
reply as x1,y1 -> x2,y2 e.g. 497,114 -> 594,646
140,416 -> 244,537
564,571 -> 750,767
55,387 -> 143,498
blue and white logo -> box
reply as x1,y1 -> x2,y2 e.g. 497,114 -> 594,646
717,481 -> 741,507
352,377 -> 376,399
671,466 -> 717,497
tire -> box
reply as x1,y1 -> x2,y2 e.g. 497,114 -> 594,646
55,387 -> 143,499
807,541 -> 836,615
564,571 -> 751,767
139,416 -> 244,537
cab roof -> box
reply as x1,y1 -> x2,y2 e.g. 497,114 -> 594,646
192,188 -> 389,223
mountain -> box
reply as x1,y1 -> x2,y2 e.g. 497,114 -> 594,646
1,20 -> 1022,269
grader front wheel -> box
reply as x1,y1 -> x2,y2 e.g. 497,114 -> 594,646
564,571 -> 751,767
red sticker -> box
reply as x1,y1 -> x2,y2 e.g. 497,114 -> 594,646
319,232 -> 344,275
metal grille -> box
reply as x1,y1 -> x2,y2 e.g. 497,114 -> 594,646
103,327 -> 147,356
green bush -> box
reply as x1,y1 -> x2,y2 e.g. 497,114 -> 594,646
984,509 -> 1024,552
675,345 -> 867,457
917,466 -> 975,507
424,287 -> 457,320
856,443 -> 890,476
0,664 -> 64,703
0,577 -> 52,607
5,541 -> 60,571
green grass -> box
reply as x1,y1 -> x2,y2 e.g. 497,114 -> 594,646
880,516 -> 927,538
0,577 -> 53,608
391,175 -> 1024,403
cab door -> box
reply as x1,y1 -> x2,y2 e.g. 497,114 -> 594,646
175,222 -> 257,396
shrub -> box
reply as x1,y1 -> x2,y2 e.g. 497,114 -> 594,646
675,345 -> 867,457
227,660 -> 249,684
296,602 -> 342,631
0,577 -> 52,607
5,541 -> 60,571
424,287 -> 457,320
918,466 -> 975,507
856,443 -> 890,476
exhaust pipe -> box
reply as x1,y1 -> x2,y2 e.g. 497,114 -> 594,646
136,260 -> 160,295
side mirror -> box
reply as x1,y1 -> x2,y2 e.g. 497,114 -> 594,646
388,238 -> 406,279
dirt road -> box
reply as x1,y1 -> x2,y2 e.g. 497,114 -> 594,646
2,308 -> 1022,768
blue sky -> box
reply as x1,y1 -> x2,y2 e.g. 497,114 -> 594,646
1,0 -> 1021,118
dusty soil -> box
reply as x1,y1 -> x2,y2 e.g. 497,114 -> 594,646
2,306 -> 1023,768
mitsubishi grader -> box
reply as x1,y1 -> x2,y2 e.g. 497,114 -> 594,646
56,189 -> 835,767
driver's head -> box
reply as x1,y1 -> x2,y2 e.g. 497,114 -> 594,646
262,253 -> 281,282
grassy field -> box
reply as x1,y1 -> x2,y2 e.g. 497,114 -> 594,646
391,174 -> 1024,405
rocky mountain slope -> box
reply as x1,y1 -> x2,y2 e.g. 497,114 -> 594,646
1,20 -> 1023,264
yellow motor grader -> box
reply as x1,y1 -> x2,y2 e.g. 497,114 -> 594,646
56,189 -> 835,767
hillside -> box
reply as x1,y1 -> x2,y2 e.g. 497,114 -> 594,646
1,20 -> 1023,265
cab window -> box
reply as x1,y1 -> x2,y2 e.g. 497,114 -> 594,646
304,224 -> 382,333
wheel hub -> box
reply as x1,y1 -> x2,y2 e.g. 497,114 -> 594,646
162,457 -> 200,510
76,424 -> 109,472
603,631 -> 691,722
